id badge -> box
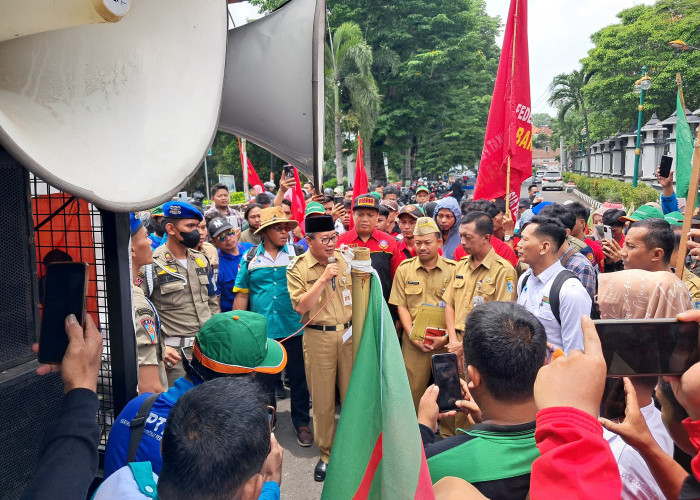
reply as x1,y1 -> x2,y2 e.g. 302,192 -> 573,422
342,288 -> 352,306
473,295 -> 485,308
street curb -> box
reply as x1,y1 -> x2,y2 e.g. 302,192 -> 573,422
572,189 -> 603,209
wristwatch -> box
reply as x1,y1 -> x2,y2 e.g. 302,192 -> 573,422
504,234 -> 513,242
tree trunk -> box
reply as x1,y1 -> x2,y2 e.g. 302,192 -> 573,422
404,147 -> 412,182
364,137 -> 373,183
335,111 -> 343,186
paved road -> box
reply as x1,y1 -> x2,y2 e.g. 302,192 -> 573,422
278,182 -> 589,499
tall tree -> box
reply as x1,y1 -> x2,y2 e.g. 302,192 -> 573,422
326,22 -> 380,185
548,69 -> 592,174
582,0 -> 700,139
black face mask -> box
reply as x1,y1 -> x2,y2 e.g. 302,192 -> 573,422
177,228 -> 201,249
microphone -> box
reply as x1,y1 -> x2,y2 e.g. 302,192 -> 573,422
328,256 -> 336,290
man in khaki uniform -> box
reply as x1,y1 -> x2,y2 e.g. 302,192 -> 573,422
671,225 -> 700,309
140,201 -> 219,387
389,217 -> 456,413
445,211 -> 517,344
287,215 -> 353,482
130,213 -> 167,393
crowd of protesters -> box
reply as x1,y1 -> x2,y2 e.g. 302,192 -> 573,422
21,166 -> 700,500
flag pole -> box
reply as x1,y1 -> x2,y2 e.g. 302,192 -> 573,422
351,247 -> 371,364
504,0 -> 519,221
241,137 -> 249,201
675,72 -> 699,279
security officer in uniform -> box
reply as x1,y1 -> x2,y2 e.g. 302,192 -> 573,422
130,213 -> 167,393
389,217 -> 456,415
287,215 -> 353,482
444,211 -> 517,348
139,201 -> 219,387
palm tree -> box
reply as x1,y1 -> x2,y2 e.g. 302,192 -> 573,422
548,69 -> 592,174
326,22 -> 381,184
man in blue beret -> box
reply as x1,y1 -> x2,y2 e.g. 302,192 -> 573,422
138,201 -> 220,387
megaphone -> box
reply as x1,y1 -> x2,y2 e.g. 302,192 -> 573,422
0,0 -> 227,211
219,0 -> 325,186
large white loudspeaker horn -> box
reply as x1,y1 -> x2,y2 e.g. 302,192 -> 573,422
0,0 -> 227,211
219,0 -> 325,186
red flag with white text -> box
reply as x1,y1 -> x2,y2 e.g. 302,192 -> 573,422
473,0 -> 531,218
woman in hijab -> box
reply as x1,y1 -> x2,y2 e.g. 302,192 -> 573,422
597,269 -> 691,500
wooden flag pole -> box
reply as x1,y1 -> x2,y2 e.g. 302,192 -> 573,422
351,247 -> 371,364
675,74 -> 700,279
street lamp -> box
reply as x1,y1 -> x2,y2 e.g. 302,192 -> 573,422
632,66 -> 650,187
579,127 -> 586,175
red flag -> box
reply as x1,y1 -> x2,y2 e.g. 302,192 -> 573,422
237,138 -> 266,192
352,134 -> 369,200
350,135 -> 369,230
473,0 -> 531,218
290,167 -> 307,227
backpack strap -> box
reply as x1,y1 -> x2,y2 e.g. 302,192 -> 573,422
560,246 -> 578,267
520,272 -> 530,294
127,394 -> 159,463
244,246 -> 258,264
128,462 -> 159,499
402,248 -> 412,260
549,270 -> 578,325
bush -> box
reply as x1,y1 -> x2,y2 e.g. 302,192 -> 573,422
563,173 -> 658,208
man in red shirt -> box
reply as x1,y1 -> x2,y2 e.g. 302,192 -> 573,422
337,194 -> 400,300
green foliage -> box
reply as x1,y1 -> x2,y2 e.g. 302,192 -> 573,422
563,173 -> 659,207
532,113 -> 553,127
581,0 -> 700,140
323,178 -> 339,189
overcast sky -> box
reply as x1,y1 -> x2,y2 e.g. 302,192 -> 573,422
229,0 -> 656,117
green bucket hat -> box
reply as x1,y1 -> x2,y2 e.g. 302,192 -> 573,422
150,204 -> 164,217
305,201 -> 326,217
664,211 -> 684,226
192,311 -> 287,375
620,205 -> 664,223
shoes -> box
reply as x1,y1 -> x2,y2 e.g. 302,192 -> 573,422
296,426 -> 313,447
314,459 -> 327,482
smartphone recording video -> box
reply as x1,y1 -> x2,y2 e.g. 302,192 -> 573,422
38,262 -> 89,364
659,155 -> 673,178
431,353 -> 461,412
594,319 -> 699,377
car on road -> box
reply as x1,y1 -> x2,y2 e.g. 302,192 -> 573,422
534,171 -> 545,184
541,171 -> 564,191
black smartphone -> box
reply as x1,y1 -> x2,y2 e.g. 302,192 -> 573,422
38,262 -> 89,364
659,155 -> 673,178
594,319 -> 699,377
431,353 -> 461,412
600,378 -> 627,420
334,196 -> 343,205
267,405 -> 276,431
282,165 -> 294,180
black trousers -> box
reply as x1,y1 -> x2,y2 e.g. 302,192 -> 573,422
258,335 -> 310,429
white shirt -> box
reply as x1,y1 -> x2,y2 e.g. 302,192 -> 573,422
517,260 -> 591,352
603,402 -> 674,500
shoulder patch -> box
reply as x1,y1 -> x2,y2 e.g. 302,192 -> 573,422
140,319 -> 157,344
287,255 -> 303,270
135,307 -> 154,317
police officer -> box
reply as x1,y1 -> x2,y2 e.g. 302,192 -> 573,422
140,201 -> 219,387
130,213 -> 167,393
287,215 -> 353,482
444,211 -> 517,353
389,217 -> 456,412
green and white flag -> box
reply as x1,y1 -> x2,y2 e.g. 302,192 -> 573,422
675,92 -> 694,199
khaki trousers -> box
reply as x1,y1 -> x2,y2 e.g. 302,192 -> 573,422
303,327 -> 353,463
401,332 -> 468,438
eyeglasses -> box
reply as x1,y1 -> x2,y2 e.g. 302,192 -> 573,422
316,234 -> 338,245
268,224 -> 290,233
216,230 -> 236,242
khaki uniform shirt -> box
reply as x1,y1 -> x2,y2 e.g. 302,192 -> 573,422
201,241 -> 219,290
139,246 -> 219,339
683,268 -> 700,309
443,247 -> 517,332
239,228 -> 261,246
132,284 -> 168,390
287,249 -> 352,326
388,256 -> 456,322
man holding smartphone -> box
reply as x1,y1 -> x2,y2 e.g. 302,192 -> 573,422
139,201 -> 220,387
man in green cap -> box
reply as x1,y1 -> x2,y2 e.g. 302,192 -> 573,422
415,185 -> 430,204
103,310 -> 286,478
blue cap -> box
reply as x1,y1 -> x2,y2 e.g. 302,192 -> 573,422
129,213 -> 144,236
162,201 -> 203,221
531,201 -> 552,215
